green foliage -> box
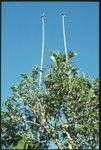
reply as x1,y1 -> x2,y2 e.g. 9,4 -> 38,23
1,51 -> 99,149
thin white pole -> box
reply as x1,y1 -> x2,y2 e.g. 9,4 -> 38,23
39,13 -> 45,89
61,13 -> 68,61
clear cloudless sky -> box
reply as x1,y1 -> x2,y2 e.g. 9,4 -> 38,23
2,2 -> 99,101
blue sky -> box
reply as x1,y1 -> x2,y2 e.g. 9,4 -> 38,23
2,2 -> 99,100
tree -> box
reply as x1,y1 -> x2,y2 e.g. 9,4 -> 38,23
1,51 -> 99,149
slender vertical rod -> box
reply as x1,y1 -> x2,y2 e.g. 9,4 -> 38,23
61,13 -> 68,61
39,13 -> 45,89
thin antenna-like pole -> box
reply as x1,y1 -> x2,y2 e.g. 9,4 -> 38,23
39,13 -> 46,89
61,13 -> 68,61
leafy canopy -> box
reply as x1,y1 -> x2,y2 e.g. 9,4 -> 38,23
1,51 -> 99,149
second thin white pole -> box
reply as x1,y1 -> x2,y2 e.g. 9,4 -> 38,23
62,13 -> 68,61
39,14 -> 45,89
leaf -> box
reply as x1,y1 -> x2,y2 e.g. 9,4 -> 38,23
20,73 -> 28,79
15,138 -> 27,149
67,51 -> 77,59
62,123 -> 69,128
50,55 -> 57,64
10,85 -> 17,92
64,139 -> 68,146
